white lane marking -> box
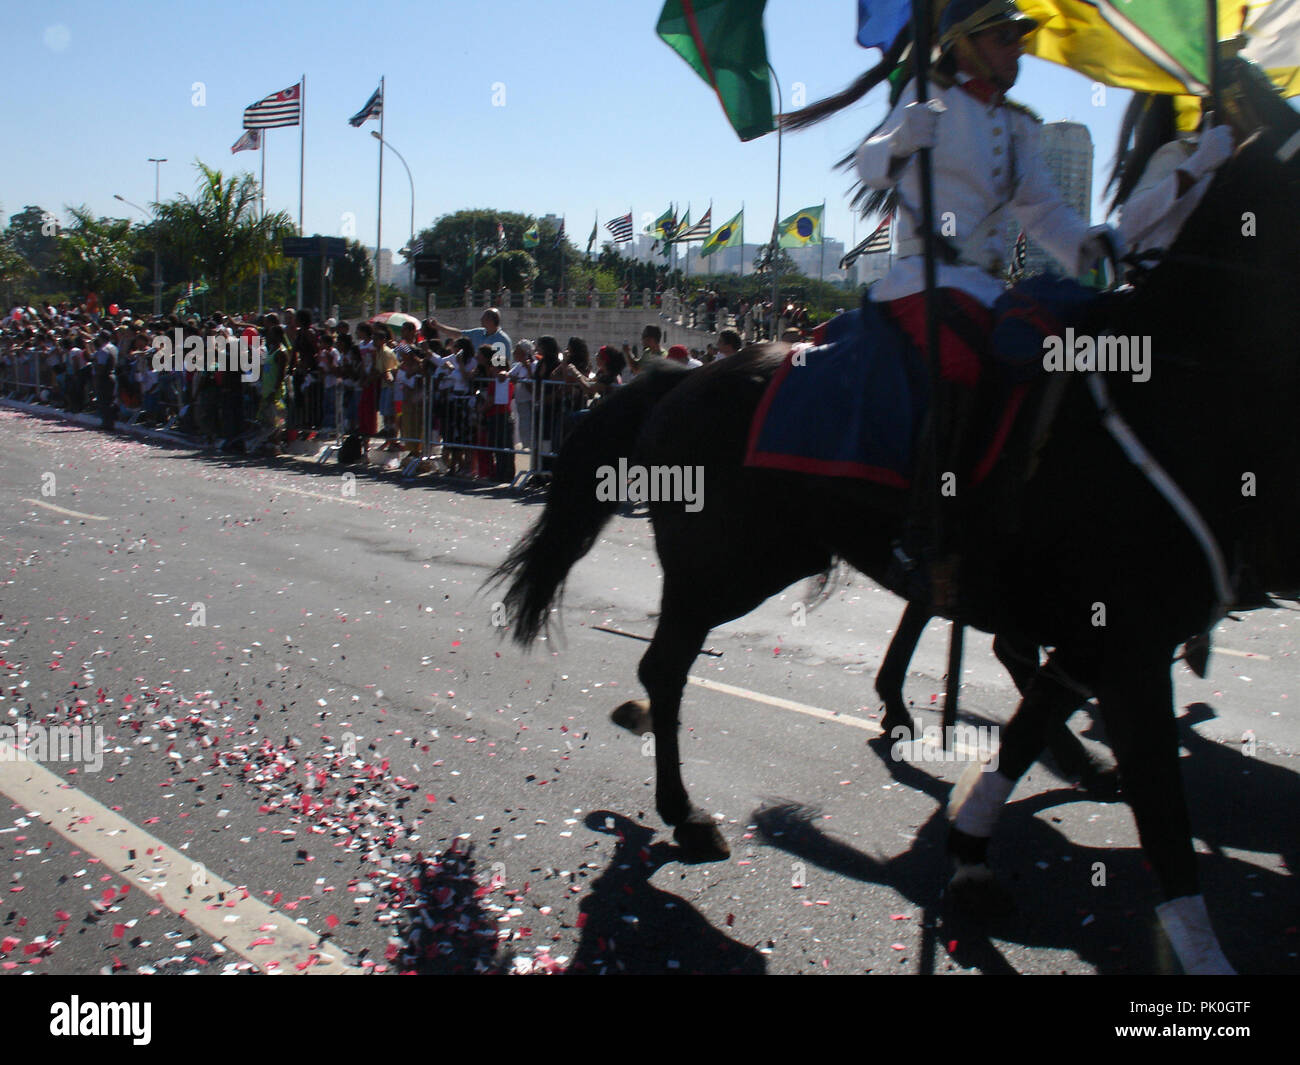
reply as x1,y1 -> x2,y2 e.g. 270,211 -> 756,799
688,676 -> 883,735
689,676 -> 1000,761
0,758 -> 360,974
21,498 -> 108,521
1213,646 -> 1270,661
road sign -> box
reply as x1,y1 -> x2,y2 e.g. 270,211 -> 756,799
282,236 -> 348,259
414,254 -> 442,287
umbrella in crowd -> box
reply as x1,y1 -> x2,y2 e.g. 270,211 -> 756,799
369,311 -> 421,337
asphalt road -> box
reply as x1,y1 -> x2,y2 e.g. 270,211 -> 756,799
1,404 -> 1296,976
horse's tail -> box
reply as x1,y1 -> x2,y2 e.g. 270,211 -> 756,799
489,365 -> 691,645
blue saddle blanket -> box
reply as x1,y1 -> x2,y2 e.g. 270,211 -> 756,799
743,300 -> 929,487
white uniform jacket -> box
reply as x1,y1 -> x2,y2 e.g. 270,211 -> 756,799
1116,139 -> 1212,260
855,74 -> 1093,307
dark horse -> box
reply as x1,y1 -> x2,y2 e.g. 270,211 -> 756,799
494,119 -> 1300,972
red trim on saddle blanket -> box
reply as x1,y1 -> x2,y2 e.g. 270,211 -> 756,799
884,289 -> 991,389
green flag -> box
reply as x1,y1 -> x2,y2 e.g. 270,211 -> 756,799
523,224 -> 539,249
777,204 -> 823,248
699,208 -> 743,257
656,0 -> 774,142
647,205 -> 677,240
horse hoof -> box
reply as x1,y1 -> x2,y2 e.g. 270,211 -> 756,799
611,699 -> 652,734
946,862 -> 1015,919
673,820 -> 730,863
881,704 -> 914,738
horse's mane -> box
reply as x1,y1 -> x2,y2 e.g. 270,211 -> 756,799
780,26 -> 961,221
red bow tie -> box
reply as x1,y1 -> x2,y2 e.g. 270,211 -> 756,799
959,77 -> 1004,105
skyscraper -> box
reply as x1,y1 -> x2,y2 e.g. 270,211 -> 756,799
1005,120 -> 1094,277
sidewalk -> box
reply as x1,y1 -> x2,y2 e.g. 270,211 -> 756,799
0,394 -> 535,486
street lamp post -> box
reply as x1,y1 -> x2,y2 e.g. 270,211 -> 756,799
114,194 -> 153,312
371,131 -> 415,308
148,158 -> 166,315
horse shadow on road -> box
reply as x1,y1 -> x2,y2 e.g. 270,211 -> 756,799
749,705 -> 1299,974
564,811 -> 766,975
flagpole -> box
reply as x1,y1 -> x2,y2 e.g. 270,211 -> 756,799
297,74 -> 305,309
767,63 -> 783,331
1206,0 -> 1220,113
817,200 -> 826,322
375,76 -> 385,316
740,201 -> 745,279
258,132 -> 266,314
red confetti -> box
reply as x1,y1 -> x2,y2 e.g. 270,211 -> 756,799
325,915 -> 340,930
249,937 -> 275,948
111,924 -> 126,939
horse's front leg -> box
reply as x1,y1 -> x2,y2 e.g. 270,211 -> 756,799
1092,652 -> 1234,974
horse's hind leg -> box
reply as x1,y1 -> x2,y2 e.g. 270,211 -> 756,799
993,634 -> 1116,796
876,602 -> 929,737
620,597 -> 728,861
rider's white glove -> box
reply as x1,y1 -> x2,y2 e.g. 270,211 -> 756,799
892,100 -> 945,159
1078,224 -> 1122,272
1181,123 -> 1235,182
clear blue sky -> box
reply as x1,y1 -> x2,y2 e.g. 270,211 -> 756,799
3,0 -> 1136,252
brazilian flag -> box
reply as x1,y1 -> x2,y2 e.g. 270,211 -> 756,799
648,205 -> 677,241
777,204 -> 823,248
523,224 -> 539,249
699,208 -> 742,257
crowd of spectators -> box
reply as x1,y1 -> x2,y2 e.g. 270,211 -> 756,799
0,299 -> 768,485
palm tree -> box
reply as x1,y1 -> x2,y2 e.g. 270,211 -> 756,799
58,205 -> 143,303
153,161 -> 295,312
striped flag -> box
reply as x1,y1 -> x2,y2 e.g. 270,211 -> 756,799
840,213 -> 891,269
497,221 -> 507,250
348,85 -> 383,127
1012,229 -> 1027,277
605,213 -> 634,243
676,206 -> 712,241
244,83 -> 301,129
553,218 -> 566,249
231,129 -> 261,154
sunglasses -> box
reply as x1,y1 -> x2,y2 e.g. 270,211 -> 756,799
985,23 -> 1025,46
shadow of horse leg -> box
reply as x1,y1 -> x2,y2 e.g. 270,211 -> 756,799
634,598 -> 729,863
876,601 -> 929,738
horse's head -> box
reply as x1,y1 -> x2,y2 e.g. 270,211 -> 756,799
1126,64 -> 1300,596
1144,61 -> 1300,348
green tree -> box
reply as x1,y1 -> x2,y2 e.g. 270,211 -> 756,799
153,161 -> 295,311
296,237 -> 374,316
4,204 -> 62,295
472,249 -> 537,292
413,209 -> 536,296
57,205 -> 144,304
